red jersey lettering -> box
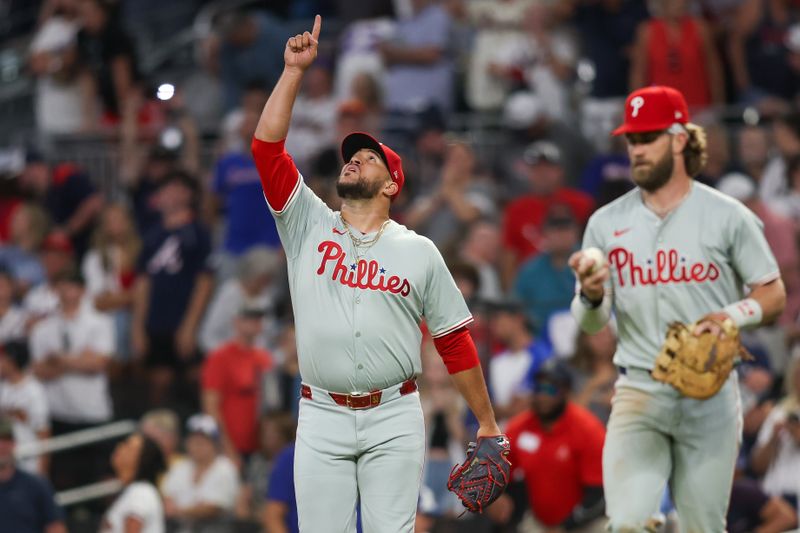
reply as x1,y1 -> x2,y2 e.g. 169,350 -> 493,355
316,240 -> 411,297
608,247 -> 720,287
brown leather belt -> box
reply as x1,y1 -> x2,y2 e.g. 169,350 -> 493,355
300,378 -> 418,410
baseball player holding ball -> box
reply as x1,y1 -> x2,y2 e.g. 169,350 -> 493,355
250,16 -> 508,533
569,86 -> 786,532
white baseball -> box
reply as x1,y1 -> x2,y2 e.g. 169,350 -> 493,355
580,247 -> 607,274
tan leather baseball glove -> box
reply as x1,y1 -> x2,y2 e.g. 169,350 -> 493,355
651,317 -> 751,400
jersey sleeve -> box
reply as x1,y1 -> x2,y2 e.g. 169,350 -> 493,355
201,352 -> 225,391
727,206 -> 780,286
422,240 -> 473,338
251,137 -> 332,259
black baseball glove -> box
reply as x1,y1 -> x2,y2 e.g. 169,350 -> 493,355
447,435 -> 512,513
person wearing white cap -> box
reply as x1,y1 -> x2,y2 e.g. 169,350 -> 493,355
161,414 -> 240,527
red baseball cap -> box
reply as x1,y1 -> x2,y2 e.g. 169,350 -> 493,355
341,132 -> 405,200
612,86 -> 690,136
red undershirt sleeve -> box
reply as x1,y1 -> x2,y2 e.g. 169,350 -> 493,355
432,326 -> 480,374
251,137 -> 302,213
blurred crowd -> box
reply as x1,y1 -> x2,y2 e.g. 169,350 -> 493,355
2,0 -> 800,531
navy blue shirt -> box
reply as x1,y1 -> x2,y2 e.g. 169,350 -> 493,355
138,220 -> 212,334
266,444 -> 299,533
0,469 -> 64,533
572,1 -> 648,98
213,152 -> 281,254
45,164 -> 97,256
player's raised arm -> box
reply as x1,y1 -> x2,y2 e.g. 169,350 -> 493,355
254,15 -> 321,142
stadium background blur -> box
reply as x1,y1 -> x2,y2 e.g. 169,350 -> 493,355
1,0 -> 800,531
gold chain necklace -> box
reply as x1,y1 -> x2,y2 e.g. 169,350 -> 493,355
339,214 -> 390,256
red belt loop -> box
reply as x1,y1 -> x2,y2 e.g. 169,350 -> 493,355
301,384 -> 312,399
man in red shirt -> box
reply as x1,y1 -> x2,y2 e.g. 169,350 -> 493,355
201,303 -> 273,467
501,141 -> 594,287
490,358 -> 606,532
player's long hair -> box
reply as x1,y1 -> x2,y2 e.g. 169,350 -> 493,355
781,355 -> 800,412
682,123 -> 708,178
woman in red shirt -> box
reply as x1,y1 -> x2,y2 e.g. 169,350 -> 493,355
630,0 -> 724,110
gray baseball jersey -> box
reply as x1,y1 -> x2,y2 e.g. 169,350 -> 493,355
583,182 -> 779,369
253,138 -> 472,394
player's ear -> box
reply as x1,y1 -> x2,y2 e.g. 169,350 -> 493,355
384,179 -> 398,199
671,131 -> 689,154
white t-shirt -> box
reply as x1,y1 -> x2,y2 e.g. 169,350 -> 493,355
101,482 -> 164,533
30,307 -> 114,423
0,306 -> 25,342
22,283 -> 60,320
756,405 -> 800,497
0,375 -> 49,474
82,249 -> 123,296
162,456 -> 239,512
489,348 -> 532,409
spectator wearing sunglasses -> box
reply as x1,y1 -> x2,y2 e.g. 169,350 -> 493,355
488,358 -> 606,531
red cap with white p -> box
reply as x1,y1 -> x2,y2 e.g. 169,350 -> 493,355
612,86 -> 690,136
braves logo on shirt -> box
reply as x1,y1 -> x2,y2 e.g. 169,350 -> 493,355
317,240 -> 411,296
609,247 -> 720,287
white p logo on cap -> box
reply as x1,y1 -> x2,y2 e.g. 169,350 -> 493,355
630,96 -> 645,118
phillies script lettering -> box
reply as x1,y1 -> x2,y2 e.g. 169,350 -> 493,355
317,241 -> 411,297
609,247 -> 719,287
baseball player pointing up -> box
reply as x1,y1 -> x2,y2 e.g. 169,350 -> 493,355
569,86 -> 786,532
251,16 -> 506,532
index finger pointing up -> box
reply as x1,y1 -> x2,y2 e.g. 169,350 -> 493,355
311,14 -> 322,42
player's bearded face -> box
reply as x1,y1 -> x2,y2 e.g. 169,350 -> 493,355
631,136 -> 674,192
336,173 -> 386,199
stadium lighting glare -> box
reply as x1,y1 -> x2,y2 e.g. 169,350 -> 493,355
157,83 -> 175,101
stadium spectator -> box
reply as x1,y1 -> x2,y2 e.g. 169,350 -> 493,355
263,442 -> 299,533
123,147 -> 181,236
456,219 -> 503,303
380,0 -> 455,113
131,172 -> 214,409
487,1 -> 578,122
284,65 -> 338,172
568,0 -> 649,152
729,0 -> 799,112
200,246 -> 283,354
333,16 -> 395,103
0,340 -> 50,476
349,73 -> 384,133
735,125 -> 771,185
501,141 -> 594,286
261,324 -> 301,417
630,0 -> 724,109
162,414 -> 240,525
28,0 -> 82,135
214,10 -> 286,112
486,298 -> 551,424
19,154 -> 103,258
75,0 -> 141,127
696,122 -> 733,187
0,270 -> 25,342
513,203 -> 580,335
569,327 -> 617,425
30,268 -> 114,491
465,0 -> 532,111
139,409 -> 184,474
0,416 -> 66,533
219,80 -> 271,154
22,232 -> 75,326
82,204 -> 140,360
727,478 -> 798,533
751,355 -> 800,509
201,303 -> 274,465
718,173 -> 800,326
237,411 -> 296,520
100,433 -> 167,533
491,358 -> 606,531
211,108 -> 281,278
0,203 -> 48,296
759,112 -> 800,206
405,140 -> 497,248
